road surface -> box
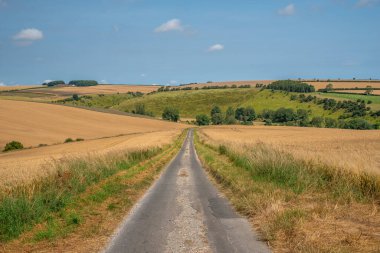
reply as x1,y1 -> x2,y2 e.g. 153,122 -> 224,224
104,130 -> 270,253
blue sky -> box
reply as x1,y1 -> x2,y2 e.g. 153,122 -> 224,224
0,0 -> 379,86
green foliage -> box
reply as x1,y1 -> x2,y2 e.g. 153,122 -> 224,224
272,108 -> 297,123
3,141 -> 23,152
210,106 -> 223,125
162,107 -> 179,122
64,138 -> 74,143
224,106 -> 236,124
195,114 -> 210,126
68,80 -> 98,86
344,118 -> 373,130
235,106 -> 256,123
43,80 -> 65,86
72,94 -> 80,101
310,116 -> 324,128
267,80 -> 315,93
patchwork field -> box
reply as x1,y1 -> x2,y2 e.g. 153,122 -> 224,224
199,125 -> 380,174
51,84 -> 159,95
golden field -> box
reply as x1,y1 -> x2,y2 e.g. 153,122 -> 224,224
0,100 -> 185,148
0,86 -> 40,91
0,100 -> 187,188
308,81 -> 380,90
199,125 -> 380,174
0,130 -> 182,189
47,84 -> 159,95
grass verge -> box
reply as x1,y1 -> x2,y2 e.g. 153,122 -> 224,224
194,130 -> 380,252
0,130 -> 187,252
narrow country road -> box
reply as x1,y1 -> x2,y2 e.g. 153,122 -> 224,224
104,130 -> 270,253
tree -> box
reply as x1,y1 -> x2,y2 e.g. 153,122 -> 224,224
196,114 -> 210,126
365,85 -> 374,95
296,109 -> 309,126
224,107 -> 236,124
310,117 -> 324,128
210,106 -> 223,125
272,108 -> 296,123
325,118 -> 338,128
3,141 -> 24,152
72,94 -> 80,101
211,113 -> 224,125
162,107 -> 180,122
326,83 -> 334,91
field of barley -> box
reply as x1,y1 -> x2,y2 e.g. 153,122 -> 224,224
199,125 -> 380,174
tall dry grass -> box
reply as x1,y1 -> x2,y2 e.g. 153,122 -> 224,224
195,127 -> 380,252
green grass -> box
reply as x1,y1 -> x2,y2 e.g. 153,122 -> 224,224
316,92 -> 380,110
0,144 -> 173,242
115,88 -> 343,119
60,93 -> 136,108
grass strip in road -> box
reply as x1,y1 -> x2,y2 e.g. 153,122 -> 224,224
194,131 -> 380,252
0,130 -> 187,252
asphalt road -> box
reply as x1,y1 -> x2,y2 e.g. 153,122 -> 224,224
104,130 -> 270,253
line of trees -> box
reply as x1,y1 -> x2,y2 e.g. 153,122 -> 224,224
42,80 -> 99,87
267,80 -> 315,93
196,106 -> 256,126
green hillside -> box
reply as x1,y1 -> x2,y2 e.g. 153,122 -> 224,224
115,89 -> 343,119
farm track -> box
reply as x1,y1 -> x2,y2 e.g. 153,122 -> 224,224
105,130 -> 270,253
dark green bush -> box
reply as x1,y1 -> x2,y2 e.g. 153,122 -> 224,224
195,114 -> 210,126
3,141 -> 24,152
162,107 -> 180,122
65,138 -> 74,143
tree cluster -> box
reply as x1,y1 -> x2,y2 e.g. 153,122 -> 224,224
42,80 -> 65,86
68,80 -> 98,86
267,80 -> 315,93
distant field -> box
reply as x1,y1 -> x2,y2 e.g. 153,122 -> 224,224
0,85 -> 40,91
199,125 -> 380,174
0,100 -> 186,148
181,80 -> 380,90
307,81 -> 380,90
24,84 -> 159,96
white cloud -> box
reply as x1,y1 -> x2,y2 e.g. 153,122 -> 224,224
43,80 -> 54,84
356,0 -> 379,7
155,19 -> 184,33
13,28 -> 43,42
169,80 -> 178,85
208,44 -> 224,52
278,4 -> 296,16
0,82 -> 6,86
99,79 -> 108,84
140,73 -> 146,77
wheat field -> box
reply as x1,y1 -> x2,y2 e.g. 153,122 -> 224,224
0,100 -> 186,148
199,125 -> 380,175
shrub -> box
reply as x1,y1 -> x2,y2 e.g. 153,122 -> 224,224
272,108 -> 297,123
344,119 -> 373,130
76,138 -> 84,142
65,138 -> 74,143
195,114 -> 210,126
310,117 -> 324,128
3,141 -> 24,152
72,94 -> 80,101
324,118 -> 338,128
162,107 -> 180,122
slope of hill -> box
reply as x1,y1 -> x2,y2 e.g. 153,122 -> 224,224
0,100 -> 186,148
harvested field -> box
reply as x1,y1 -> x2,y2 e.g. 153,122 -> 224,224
199,125 -> 380,174
0,86 -> 40,91
0,100 -> 186,148
43,84 -> 158,95
0,130 -> 182,188
307,81 -> 380,90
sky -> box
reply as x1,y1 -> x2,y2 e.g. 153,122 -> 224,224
0,0 -> 379,86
